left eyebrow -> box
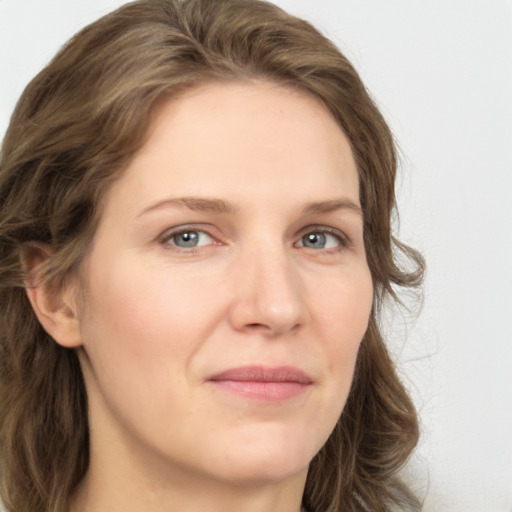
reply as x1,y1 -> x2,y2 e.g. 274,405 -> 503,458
300,199 -> 363,216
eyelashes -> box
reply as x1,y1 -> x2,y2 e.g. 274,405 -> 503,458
295,226 -> 349,252
164,230 -> 216,249
158,224 -> 350,255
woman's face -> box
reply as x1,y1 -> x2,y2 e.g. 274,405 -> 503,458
74,81 -> 373,488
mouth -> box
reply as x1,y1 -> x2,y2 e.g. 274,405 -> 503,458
206,365 -> 313,402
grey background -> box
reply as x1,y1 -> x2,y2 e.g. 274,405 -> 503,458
1,1 -> 511,510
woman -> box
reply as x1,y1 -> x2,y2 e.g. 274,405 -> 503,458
0,0 -> 424,511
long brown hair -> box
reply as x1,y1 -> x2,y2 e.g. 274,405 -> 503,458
0,1 -> 424,511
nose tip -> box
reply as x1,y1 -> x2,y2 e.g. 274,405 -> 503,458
244,302 -> 302,336
228,252 -> 306,337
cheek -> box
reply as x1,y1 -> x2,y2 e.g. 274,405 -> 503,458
316,265 -> 373,337
76,261 -> 217,439
313,266 -> 373,388
78,259 -> 226,385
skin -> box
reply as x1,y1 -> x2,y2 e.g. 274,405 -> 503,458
29,81 -> 373,512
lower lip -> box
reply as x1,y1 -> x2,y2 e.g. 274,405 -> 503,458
208,380 -> 310,402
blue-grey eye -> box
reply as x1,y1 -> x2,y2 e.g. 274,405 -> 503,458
299,231 -> 340,249
169,230 -> 213,248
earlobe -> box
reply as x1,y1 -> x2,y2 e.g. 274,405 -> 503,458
23,244 -> 83,348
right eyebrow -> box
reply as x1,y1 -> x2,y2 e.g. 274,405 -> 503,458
300,199 -> 363,217
137,196 -> 239,217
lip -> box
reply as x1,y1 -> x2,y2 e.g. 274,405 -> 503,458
206,365 -> 313,402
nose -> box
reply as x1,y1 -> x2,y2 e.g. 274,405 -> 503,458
228,243 -> 307,337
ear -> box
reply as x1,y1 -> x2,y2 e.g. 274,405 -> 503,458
23,244 -> 83,348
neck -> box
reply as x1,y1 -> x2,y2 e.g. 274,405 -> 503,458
69,421 -> 308,512
70,466 -> 307,512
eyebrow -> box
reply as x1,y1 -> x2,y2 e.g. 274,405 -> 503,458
137,196 -> 362,217
138,197 -> 239,217
300,199 -> 363,216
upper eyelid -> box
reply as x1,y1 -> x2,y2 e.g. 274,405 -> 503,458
158,227 -> 219,253
296,225 -> 351,245
158,224 -> 218,241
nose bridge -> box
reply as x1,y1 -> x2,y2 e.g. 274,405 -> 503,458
229,233 -> 305,335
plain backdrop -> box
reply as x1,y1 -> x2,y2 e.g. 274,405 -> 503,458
1,1 -> 511,511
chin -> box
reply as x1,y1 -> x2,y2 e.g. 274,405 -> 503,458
214,457 -> 310,487
202,425 -> 321,485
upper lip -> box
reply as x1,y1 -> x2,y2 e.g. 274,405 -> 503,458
207,365 -> 313,384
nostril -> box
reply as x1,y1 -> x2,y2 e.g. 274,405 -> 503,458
244,321 -> 301,336
247,323 -> 268,330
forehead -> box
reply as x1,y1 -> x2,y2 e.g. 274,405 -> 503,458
104,80 -> 360,215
